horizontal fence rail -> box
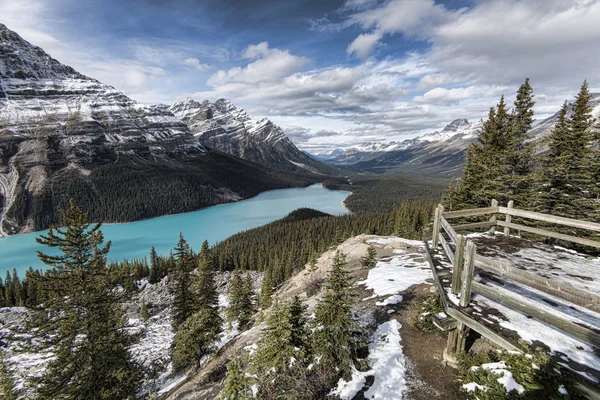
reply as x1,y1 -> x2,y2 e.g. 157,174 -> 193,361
430,199 -> 600,390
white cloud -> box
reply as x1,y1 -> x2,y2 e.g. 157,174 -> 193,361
207,42 -> 309,86
347,31 -> 383,58
413,85 -> 509,105
183,57 -> 210,71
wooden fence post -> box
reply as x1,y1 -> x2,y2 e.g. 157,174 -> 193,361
432,204 -> 444,247
504,200 -> 513,236
489,199 -> 498,234
451,234 -> 465,295
460,241 -> 476,307
432,206 -> 440,247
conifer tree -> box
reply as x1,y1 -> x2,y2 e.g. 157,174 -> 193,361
535,81 -> 597,222
227,268 -> 244,328
4,272 -> 14,307
217,351 -> 251,400
172,239 -> 222,371
31,200 -> 142,399
252,298 -> 310,398
10,270 -> 21,306
312,251 -> 358,376
446,96 -> 512,208
0,352 -> 19,400
0,278 -> 5,308
259,271 -> 274,309
140,297 -> 149,322
238,273 -> 256,329
507,78 -> 536,205
171,233 -> 198,331
360,247 -> 377,269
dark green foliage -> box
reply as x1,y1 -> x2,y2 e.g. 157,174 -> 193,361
323,173 -> 447,213
411,293 -> 445,335
29,200 -> 142,400
172,239 -> 222,371
259,271 -> 274,309
171,307 -> 222,371
24,151 -> 320,232
534,81 -> 598,223
238,274 -> 257,328
140,297 -> 149,322
217,352 -> 252,400
458,348 -> 584,399
394,199 -> 435,240
0,352 -> 19,400
360,246 -> 377,269
227,268 -> 244,328
252,297 -> 311,399
171,234 -> 199,331
211,208 -> 396,286
312,251 -> 359,376
445,79 -> 535,209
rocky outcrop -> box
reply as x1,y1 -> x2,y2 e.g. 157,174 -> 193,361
169,97 -> 333,174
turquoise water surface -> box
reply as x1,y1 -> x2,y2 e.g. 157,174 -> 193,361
0,184 -> 349,276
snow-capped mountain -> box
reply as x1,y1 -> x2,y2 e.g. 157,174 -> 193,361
319,118 -> 483,173
0,24 -> 322,235
169,97 -> 332,174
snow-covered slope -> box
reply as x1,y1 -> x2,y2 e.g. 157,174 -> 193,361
169,97 -> 332,174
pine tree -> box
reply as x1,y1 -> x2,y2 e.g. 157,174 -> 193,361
171,233 -> 198,331
259,270 -> 274,309
312,251 -> 359,376
360,247 -> 377,269
534,81 -> 597,222
140,297 -> 149,322
507,78 -> 536,205
0,352 -> 19,400
172,307 -> 222,371
227,268 -> 244,329
172,239 -> 222,371
217,351 -> 252,400
252,298 -> 310,398
10,270 -> 21,307
31,200 -> 142,399
448,100 -> 508,208
4,272 -> 14,307
238,274 -> 256,329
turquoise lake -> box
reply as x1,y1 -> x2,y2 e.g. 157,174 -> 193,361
0,184 -> 350,277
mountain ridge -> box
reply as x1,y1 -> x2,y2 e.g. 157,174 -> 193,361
0,23 -> 322,235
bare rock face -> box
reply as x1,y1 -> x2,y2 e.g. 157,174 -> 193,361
169,97 -> 331,174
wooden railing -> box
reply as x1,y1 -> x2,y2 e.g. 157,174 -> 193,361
431,200 -> 600,352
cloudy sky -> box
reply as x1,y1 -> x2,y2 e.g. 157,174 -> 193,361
1,0 -> 599,152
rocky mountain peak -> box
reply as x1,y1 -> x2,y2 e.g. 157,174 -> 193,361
0,23 -> 88,81
213,98 -> 238,113
442,118 -> 470,132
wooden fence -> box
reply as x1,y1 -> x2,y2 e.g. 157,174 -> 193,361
429,200 -> 600,398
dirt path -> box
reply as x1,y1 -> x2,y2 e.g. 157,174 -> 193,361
393,284 -> 467,400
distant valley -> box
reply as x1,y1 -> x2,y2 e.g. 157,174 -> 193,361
313,96 -> 600,177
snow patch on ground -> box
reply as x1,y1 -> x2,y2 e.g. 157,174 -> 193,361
359,251 -> 432,299
376,295 -> 403,306
367,237 -> 424,248
333,320 -> 407,400
472,293 -> 600,383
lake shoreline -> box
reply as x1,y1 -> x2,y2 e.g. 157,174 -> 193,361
0,184 -> 351,275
